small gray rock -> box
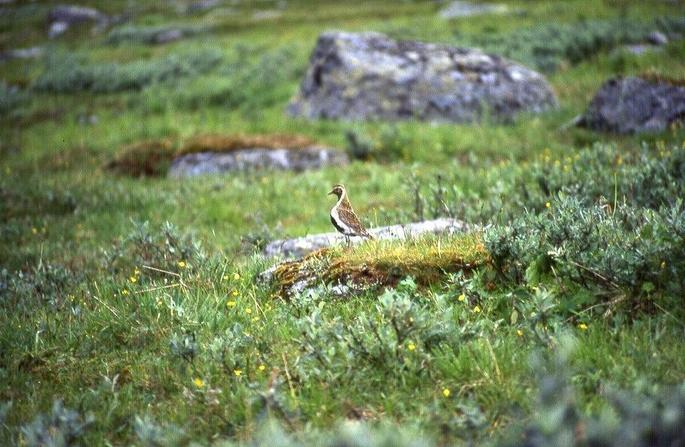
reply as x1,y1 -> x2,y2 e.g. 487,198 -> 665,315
439,1 -> 509,19
578,76 -> 685,134
47,5 -> 108,38
264,218 -> 470,259
0,46 -> 43,62
153,28 -> 185,44
186,0 -> 220,14
647,31 -> 669,46
288,31 -> 556,123
168,147 -> 348,177
618,44 -> 663,56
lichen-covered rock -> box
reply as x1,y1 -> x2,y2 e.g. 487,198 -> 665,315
288,31 -> 556,123
264,218 -> 469,259
578,77 -> 685,134
258,228 -> 486,297
168,147 -> 348,177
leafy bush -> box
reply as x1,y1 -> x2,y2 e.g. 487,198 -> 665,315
485,196 -> 685,296
20,400 -> 93,447
139,46 -> 304,112
33,50 -> 223,93
501,350 -> 685,447
458,16 -> 685,72
294,278 -> 473,384
106,25 -> 205,45
0,82 -> 29,117
103,221 -> 206,278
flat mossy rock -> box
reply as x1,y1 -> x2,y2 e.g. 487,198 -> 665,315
578,77 -> 685,134
288,31 -> 557,123
168,147 -> 348,177
264,217 -> 469,259
259,230 -> 487,298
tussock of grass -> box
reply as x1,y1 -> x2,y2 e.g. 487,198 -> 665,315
272,233 -> 489,295
639,69 -> 685,87
179,133 -> 318,154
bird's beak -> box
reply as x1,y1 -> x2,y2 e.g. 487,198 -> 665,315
328,189 -> 335,195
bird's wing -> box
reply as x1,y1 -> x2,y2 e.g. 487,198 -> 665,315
337,206 -> 371,237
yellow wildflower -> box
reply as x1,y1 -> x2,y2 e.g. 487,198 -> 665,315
545,202 -> 551,209
233,369 -> 242,377
233,273 -> 241,281
245,308 -> 252,315
407,342 -> 416,351
473,305 -> 481,313
258,364 -> 266,372
129,276 -> 137,283
457,293 -> 466,302
193,377 -> 205,388
121,289 -> 130,296
516,329 -> 523,337
578,323 -> 588,331
177,260 -> 186,268
660,261 -> 666,269
226,300 -> 236,308
442,388 -> 451,398
232,290 -> 239,297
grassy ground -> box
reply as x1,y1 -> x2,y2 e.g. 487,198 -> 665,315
2,0 -> 685,445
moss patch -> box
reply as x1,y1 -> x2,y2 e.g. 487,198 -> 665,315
106,139 -> 177,177
180,133 -> 318,154
271,233 -> 489,297
106,133 -> 321,177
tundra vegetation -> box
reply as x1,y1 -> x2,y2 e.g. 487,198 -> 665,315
1,0 -> 685,446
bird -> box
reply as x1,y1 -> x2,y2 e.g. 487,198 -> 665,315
328,184 -> 373,247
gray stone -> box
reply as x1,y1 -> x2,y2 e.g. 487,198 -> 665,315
168,147 -> 348,177
47,5 -> 108,38
618,44 -> 663,56
264,217 -> 469,259
647,31 -> 669,46
0,47 -> 43,62
577,77 -> 685,134
439,1 -> 509,19
252,10 -> 282,21
288,31 -> 556,123
153,28 -> 185,44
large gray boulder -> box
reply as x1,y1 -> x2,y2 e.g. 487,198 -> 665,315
264,217 -> 469,259
578,77 -> 685,134
168,147 -> 348,177
288,31 -> 556,123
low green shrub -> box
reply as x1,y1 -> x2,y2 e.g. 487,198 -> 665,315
153,46 -> 303,113
103,221 -> 206,279
20,400 -> 93,447
501,351 -> 685,447
485,196 -> 685,296
32,49 -> 223,93
458,16 -> 685,72
0,82 -> 29,117
294,278 -> 475,384
106,25 -> 206,45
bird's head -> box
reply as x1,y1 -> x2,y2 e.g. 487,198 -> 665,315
328,184 -> 346,198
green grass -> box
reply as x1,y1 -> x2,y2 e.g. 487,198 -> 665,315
2,0 -> 685,445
